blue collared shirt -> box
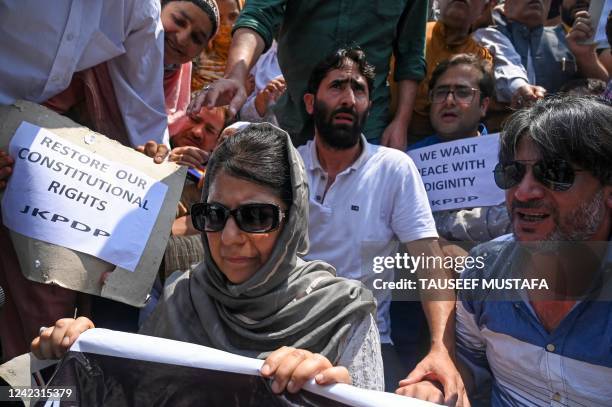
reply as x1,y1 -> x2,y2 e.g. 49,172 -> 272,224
407,123 -> 488,151
457,235 -> 612,406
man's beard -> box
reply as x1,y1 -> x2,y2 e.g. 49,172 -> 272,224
510,188 -> 606,251
313,98 -> 367,150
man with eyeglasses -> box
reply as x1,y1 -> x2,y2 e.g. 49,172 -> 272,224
408,0 -> 493,140
408,53 -> 511,245
410,54 -> 492,150
455,95 -> 612,405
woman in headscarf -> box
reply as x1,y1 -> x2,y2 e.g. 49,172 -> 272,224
32,123 -> 384,393
162,0 -> 221,136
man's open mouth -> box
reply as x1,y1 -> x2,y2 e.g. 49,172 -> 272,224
516,210 -> 550,222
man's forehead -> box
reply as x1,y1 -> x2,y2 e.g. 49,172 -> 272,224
324,60 -> 367,83
436,64 -> 481,87
514,135 -> 543,160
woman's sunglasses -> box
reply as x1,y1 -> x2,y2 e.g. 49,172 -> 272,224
493,160 -> 581,191
191,202 -> 287,233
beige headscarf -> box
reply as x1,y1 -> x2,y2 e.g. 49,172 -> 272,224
141,123 -> 376,362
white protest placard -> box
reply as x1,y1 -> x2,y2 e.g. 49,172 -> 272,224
408,134 -> 504,212
1,121 -> 167,272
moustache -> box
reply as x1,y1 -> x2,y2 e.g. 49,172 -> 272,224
511,199 -> 549,211
331,107 -> 358,119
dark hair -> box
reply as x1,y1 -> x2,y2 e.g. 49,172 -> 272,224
499,95 -> 612,185
606,9 -> 612,48
428,53 -> 495,101
559,78 -> 607,96
204,123 -> 293,205
306,47 -> 375,96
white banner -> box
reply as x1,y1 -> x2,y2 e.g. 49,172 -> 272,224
47,329 -> 440,407
408,134 -> 504,212
1,122 -> 168,272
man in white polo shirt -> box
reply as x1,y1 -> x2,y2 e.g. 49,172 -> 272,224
297,47 -> 466,404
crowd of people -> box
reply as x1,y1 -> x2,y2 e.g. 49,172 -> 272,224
1,0 -> 611,405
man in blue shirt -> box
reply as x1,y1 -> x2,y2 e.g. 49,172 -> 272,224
407,54 -> 510,244
408,53 -> 492,151
456,96 -> 612,405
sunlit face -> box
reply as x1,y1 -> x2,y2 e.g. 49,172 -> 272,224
206,171 -> 286,284
439,0 -> 488,29
504,0 -> 552,28
304,60 -> 371,149
161,1 -> 214,65
506,137 -> 612,243
429,64 -> 489,141
171,107 -> 225,152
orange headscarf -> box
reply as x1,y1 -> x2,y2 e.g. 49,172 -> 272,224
191,0 -> 245,91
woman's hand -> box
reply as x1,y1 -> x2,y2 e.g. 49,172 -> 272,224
31,317 -> 95,359
188,78 -> 247,118
260,346 -> 351,394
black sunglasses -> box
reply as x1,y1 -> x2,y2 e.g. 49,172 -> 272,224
493,160 -> 582,191
191,202 -> 287,233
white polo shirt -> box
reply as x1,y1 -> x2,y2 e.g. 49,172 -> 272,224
298,136 -> 438,343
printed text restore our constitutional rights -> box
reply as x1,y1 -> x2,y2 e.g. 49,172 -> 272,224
17,135 -> 151,211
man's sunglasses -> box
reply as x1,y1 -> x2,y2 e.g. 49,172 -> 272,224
191,202 -> 287,233
493,160 -> 582,191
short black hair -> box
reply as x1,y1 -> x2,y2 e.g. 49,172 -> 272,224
306,47 -> 375,97
499,95 -> 612,185
428,53 -> 495,101
204,123 -> 293,206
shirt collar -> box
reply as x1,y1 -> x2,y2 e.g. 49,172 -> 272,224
478,123 -> 488,135
307,134 -> 372,173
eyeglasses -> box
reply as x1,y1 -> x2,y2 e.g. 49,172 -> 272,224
191,202 -> 287,233
429,85 -> 480,104
493,160 -> 583,191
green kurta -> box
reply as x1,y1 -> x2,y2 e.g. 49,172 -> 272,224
234,0 -> 428,145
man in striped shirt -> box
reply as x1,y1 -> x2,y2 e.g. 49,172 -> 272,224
456,95 -> 612,406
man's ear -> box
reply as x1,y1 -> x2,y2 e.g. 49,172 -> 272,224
304,93 -> 315,115
480,97 -> 490,118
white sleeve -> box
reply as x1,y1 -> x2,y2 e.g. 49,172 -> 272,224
391,153 -> 439,243
473,28 -> 530,102
106,0 -> 169,147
